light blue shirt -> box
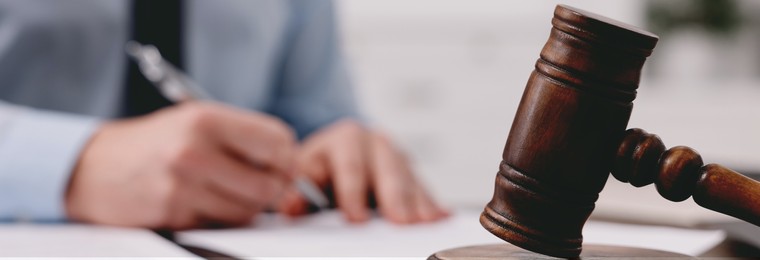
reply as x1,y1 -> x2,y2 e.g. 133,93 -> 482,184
0,0 -> 359,221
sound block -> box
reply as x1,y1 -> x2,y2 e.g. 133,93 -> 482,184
429,244 -> 688,259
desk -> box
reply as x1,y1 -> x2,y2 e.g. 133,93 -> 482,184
0,224 -> 196,257
177,210 -> 729,259
1,210 -> 758,259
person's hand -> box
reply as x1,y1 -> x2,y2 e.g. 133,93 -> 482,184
65,102 -> 297,230
276,119 -> 448,224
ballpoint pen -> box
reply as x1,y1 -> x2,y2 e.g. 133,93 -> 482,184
125,41 -> 330,209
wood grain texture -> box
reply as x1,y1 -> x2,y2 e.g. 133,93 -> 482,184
612,129 -> 760,227
612,128 -> 665,187
480,4 -> 657,258
656,146 -> 704,201
428,244 -> 687,260
480,4 -> 760,259
695,164 -> 760,226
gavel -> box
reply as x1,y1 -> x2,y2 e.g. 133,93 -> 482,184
477,4 -> 760,258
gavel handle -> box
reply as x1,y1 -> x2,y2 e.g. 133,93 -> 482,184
694,164 -> 760,226
613,128 -> 760,226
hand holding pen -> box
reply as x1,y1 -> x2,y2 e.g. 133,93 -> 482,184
61,42 -> 329,230
125,41 -> 330,210
66,95 -> 301,229
109,41 -> 446,226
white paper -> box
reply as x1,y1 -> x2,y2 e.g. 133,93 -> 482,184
0,224 -> 198,258
179,209 -> 726,258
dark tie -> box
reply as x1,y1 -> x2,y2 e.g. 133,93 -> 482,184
123,0 -> 184,117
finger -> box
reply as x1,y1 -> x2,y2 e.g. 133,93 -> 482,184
376,179 -> 415,224
165,208 -> 199,230
161,192 -> 199,230
191,182 -> 258,227
296,134 -> 332,187
187,146 -> 289,208
394,154 -> 448,223
199,103 -> 297,175
411,186 -> 449,222
286,135 -> 333,211
368,132 -> 417,224
275,185 -> 310,217
330,132 -> 371,222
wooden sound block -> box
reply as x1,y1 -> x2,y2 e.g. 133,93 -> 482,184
428,244 -> 687,259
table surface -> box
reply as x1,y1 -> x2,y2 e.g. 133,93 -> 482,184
1,210 -> 758,259
177,210 -> 730,258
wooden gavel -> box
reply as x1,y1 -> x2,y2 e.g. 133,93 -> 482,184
480,4 -> 760,258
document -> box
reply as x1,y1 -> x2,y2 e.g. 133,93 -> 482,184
0,224 -> 197,257
178,209 -> 726,258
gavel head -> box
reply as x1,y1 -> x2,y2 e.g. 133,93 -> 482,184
480,5 -> 659,258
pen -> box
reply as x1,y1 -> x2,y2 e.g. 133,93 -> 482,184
125,41 -> 330,209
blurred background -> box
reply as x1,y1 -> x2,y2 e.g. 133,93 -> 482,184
335,0 -> 760,226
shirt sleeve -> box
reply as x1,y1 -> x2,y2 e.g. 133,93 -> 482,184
267,0 -> 363,139
0,101 -> 99,221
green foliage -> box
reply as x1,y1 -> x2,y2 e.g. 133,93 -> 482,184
646,0 -> 741,36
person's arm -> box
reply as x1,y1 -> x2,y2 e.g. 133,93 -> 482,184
0,101 -> 99,221
271,0 -> 448,223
